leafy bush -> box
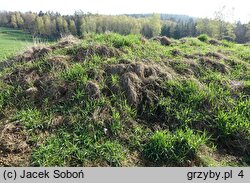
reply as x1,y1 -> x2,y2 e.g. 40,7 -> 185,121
198,34 -> 209,42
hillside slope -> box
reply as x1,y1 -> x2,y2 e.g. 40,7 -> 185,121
0,33 -> 249,166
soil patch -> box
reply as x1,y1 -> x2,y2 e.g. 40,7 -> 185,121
0,122 -> 31,166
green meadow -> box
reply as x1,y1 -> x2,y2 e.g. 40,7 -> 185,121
0,27 -> 33,61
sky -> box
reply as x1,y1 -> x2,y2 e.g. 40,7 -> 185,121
0,0 -> 249,23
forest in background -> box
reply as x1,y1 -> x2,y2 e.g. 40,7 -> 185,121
0,10 -> 250,42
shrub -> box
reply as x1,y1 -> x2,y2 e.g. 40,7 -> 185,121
198,34 -> 209,42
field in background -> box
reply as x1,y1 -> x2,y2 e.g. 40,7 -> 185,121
0,27 -> 33,61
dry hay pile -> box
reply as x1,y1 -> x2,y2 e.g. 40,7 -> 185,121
0,36 -> 80,72
16,46 -> 52,62
152,36 -> 172,46
105,60 -> 175,107
51,35 -> 80,49
0,122 -> 31,166
4,66 -> 68,103
71,44 -> 121,61
209,39 -> 223,46
199,56 -> 229,74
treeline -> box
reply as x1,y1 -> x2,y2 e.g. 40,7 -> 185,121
0,11 -> 249,43
0,11 -> 161,39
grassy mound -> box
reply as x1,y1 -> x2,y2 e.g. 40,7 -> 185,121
0,33 -> 249,166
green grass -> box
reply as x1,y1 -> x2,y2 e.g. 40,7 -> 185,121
0,31 -> 249,167
143,129 -> 208,166
12,108 -> 50,130
0,27 -> 33,60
